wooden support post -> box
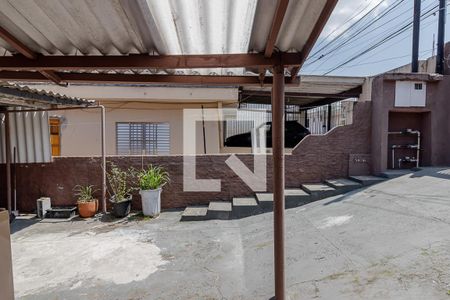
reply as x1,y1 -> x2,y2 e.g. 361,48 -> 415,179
4,111 -> 12,212
100,105 -> 107,213
272,64 -> 285,300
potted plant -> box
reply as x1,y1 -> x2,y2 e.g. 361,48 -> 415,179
107,163 -> 136,218
138,165 -> 169,217
74,185 -> 98,218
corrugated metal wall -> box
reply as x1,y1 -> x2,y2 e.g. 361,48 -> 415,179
0,108 -> 52,163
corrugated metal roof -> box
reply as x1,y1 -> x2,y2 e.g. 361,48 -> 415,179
0,0 -> 329,75
241,75 -> 365,106
250,0 -> 327,52
0,81 -> 95,107
243,75 -> 365,94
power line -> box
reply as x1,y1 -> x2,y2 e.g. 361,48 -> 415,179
342,16 -> 437,66
347,49 -> 432,67
322,4 -> 440,75
308,1 -> 418,73
307,2 -> 417,73
318,1 -> 437,66
305,0 -> 411,72
307,0 -> 390,60
307,0 -> 437,72
313,0 -> 380,50
311,48 -> 433,72
302,0 -> 447,75
322,0 -> 408,53
308,0 -> 406,63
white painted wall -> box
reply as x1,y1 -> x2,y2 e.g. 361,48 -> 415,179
53,102 -> 223,156
27,84 -> 240,156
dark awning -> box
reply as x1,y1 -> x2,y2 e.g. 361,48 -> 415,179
0,81 -> 95,108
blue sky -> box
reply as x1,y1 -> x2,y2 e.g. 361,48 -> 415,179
301,0 -> 450,76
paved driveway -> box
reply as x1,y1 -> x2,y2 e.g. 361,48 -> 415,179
11,168 -> 450,299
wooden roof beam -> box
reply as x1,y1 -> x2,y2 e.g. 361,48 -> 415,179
0,52 -> 303,71
260,0 -> 290,85
0,26 -> 66,86
0,26 -> 36,59
39,70 -> 66,86
265,0 -> 290,58
242,86 -> 363,99
290,0 -> 339,80
0,71 -> 300,86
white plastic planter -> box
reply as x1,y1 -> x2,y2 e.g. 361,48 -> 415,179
139,188 -> 162,217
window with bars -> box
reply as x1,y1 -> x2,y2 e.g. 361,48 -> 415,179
116,122 -> 170,155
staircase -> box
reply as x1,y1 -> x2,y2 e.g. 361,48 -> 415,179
180,175 -> 386,221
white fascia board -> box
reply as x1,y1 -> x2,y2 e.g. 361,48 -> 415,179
25,85 -> 239,102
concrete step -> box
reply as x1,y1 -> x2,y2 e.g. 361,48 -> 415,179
255,193 -> 274,211
285,189 -> 311,208
180,174 -> 395,222
301,183 -> 338,200
181,177 -> 375,221
379,169 -> 417,179
232,197 -> 261,219
349,175 -> 385,186
325,178 -> 362,193
255,189 -> 311,210
207,201 -> 232,220
180,206 -> 209,221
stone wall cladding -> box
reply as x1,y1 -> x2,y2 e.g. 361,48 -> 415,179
0,102 -> 371,212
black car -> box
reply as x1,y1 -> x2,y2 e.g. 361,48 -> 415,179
224,121 -> 310,148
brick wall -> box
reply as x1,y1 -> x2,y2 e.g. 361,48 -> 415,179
0,102 -> 371,212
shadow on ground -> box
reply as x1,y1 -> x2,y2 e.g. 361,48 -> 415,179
10,218 -> 40,234
410,167 -> 450,180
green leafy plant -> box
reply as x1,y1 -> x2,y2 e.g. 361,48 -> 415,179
138,165 -> 170,190
73,185 -> 97,203
106,163 -> 137,203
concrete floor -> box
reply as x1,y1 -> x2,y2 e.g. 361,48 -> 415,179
11,167 -> 450,300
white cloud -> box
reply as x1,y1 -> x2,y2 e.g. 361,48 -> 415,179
321,0 -> 391,41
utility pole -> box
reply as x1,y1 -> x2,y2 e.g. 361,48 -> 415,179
3,110 -> 12,213
411,0 -> 421,73
436,0 -> 447,74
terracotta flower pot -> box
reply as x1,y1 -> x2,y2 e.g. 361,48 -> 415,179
77,199 -> 98,218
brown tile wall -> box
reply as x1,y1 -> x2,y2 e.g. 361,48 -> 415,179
371,75 -> 450,174
0,102 -> 371,212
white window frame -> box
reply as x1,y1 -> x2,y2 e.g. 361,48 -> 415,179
116,122 -> 170,155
